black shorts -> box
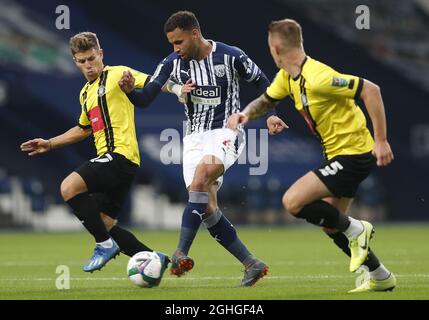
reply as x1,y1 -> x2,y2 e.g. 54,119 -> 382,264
75,152 -> 138,219
313,152 -> 376,198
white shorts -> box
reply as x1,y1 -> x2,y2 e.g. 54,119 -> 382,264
182,128 -> 245,189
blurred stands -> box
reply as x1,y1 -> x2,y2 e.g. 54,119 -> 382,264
0,0 -> 428,230
281,0 -> 429,91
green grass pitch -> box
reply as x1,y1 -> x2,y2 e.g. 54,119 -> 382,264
0,224 -> 428,300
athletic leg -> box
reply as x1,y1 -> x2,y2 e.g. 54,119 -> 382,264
283,171 -> 375,272
62,172 -> 111,243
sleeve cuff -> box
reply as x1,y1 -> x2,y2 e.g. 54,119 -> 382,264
264,92 -> 281,103
126,89 -> 138,101
78,123 -> 91,129
354,77 -> 364,99
143,76 -> 151,87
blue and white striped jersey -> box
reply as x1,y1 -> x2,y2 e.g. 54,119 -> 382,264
150,41 -> 265,135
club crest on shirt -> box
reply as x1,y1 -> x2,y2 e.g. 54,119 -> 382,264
98,85 -> 106,97
331,77 -> 349,87
214,65 -> 226,78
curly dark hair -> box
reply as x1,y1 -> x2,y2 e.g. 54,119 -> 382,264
164,11 -> 201,33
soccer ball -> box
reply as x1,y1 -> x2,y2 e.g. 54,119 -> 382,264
127,251 -> 163,288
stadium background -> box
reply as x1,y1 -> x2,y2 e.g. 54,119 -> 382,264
1,0 -> 428,231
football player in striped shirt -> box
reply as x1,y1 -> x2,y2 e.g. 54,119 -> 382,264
228,19 -> 396,293
21,32 -> 169,276
120,11 -> 270,286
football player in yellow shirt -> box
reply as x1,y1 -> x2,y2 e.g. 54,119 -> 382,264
20,32 -> 169,277
228,19 -> 396,293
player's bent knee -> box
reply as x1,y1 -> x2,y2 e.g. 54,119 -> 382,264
60,180 -> 78,201
190,180 -> 206,192
282,193 -> 302,215
60,173 -> 87,201
191,171 -> 213,191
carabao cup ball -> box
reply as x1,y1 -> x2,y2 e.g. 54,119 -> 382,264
127,251 -> 162,288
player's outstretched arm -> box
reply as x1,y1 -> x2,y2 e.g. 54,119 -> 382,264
165,79 -> 195,104
20,126 -> 91,156
266,115 -> 289,135
242,93 -> 279,120
228,93 -> 286,131
118,70 -> 136,94
227,112 -> 249,131
119,71 -> 162,108
360,79 -> 394,167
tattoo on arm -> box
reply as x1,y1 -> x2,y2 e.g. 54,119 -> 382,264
242,94 -> 279,120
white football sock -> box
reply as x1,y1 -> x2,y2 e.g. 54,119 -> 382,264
97,238 -> 113,248
343,217 -> 364,240
370,263 -> 391,281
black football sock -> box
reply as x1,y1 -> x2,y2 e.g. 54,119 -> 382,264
203,208 -> 251,264
326,231 -> 381,271
66,193 -> 110,243
295,200 -> 350,231
365,250 -> 381,271
109,226 -> 152,257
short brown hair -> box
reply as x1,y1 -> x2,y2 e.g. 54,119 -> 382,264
69,32 -> 100,56
268,19 -> 303,48
164,11 -> 200,33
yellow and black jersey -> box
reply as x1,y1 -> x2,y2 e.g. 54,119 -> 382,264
266,56 -> 374,160
78,65 -> 150,166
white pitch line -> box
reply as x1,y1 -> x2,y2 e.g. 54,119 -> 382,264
0,274 -> 428,282
0,260 -> 417,267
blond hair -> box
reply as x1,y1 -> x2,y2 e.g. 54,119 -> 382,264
268,19 -> 303,49
69,32 -> 100,56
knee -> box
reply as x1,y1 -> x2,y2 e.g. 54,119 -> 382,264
60,173 -> 87,202
60,180 -> 76,201
190,170 -> 211,192
282,192 -> 303,215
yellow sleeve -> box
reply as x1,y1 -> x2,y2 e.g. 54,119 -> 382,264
78,109 -> 91,129
129,68 -> 150,89
312,65 -> 363,99
266,70 -> 290,100
78,90 -> 91,128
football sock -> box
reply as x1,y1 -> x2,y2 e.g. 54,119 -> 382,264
369,263 -> 391,280
97,238 -> 113,248
203,208 -> 251,263
365,250 -> 381,272
295,200 -> 350,231
66,193 -> 110,243
242,255 -> 259,268
177,191 -> 208,255
109,226 -> 152,256
343,217 -> 364,239
326,231 -> 381,271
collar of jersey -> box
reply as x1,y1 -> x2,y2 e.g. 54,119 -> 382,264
88,65 -> 108,85
188,40 -> 216,62
207,40 -> 217,52
292,56 -> 308,81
